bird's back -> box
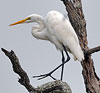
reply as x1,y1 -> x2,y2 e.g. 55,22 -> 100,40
46,11 -> 78,43
46,11 -> 84,61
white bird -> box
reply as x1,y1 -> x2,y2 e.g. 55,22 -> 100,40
10,11 -> 84,80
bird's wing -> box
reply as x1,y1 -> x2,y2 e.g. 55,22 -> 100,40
52,20 -> 84,61
46,14 -> 79,46
46,12 -> 84,61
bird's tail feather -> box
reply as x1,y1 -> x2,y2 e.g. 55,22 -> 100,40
72,46 -> 84,61
67,43 -> 84,62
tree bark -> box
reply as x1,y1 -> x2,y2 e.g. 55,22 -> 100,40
1,48 -> 72,93
61,0 -> 100,93
86,46 -> 100,55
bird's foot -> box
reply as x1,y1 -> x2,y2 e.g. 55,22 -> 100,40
33,72 -> 57,80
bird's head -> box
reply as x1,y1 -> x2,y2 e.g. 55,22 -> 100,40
9,14 -> 42,26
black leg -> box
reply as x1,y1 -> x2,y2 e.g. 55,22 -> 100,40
60,45 -> 70,80
61,51 -> 65,80
62,44 -> 70,62
33,45 -> 70,80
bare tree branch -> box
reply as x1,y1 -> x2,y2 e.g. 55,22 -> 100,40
1,48 -> 72,93
86,46 -> 100,55
61,0 -> 100,93
36,80 -> 72,93
1,48 -> 37,93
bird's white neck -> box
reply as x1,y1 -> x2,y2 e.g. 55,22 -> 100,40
36,18 -> 46,31
31,16 -> 48,40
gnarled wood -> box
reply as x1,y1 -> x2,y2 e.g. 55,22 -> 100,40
86,46 -> 100,55
2,48 -> 72,93
61,0 -> 100,93
1,48 -> 37,93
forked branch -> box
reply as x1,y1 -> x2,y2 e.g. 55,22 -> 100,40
86,46 -> 100,55
61,0 -> 100,93
1,48 -> 72,93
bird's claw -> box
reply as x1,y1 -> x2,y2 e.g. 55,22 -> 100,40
33,74 -> 47,80
32,73 -> 57,80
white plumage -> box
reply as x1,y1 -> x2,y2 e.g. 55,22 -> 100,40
45,11 -> 84,61
10,10 -> 84,61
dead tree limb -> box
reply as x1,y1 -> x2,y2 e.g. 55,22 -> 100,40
1,48 -> 72,93
1,48 -> 37,93
61,0 -> 100,93
86,46 -> 100,55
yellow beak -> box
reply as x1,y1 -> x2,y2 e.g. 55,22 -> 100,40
9,17 -> 30,26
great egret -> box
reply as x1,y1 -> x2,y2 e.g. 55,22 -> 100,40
10,11 -> 84,80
